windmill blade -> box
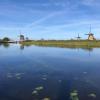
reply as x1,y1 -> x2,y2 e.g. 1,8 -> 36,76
85,34 -> 89,35
90,33 -> 94,35
76,36 -> 81,38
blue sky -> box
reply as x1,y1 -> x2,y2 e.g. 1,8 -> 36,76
0,0 -> 100,40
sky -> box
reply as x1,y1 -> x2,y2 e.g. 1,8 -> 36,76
0,0 -> 100,40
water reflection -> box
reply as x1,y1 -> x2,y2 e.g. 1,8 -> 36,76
0,43 -> 94,52
20,44 -> 94,52
82,48 -> 93,52
0,43 -> 10,48
0,44 -> 100,100
20,45 -> 24,50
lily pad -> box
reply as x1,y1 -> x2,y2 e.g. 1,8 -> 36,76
7,73 -> 13,78
32,90 -> 38,95
35,86 -> 44,91
16,77 -> 21,79
71,92 -> 78,96
88,93 -> 96,98
70,90 -> 79,100
42,97 -> 50,100
15,73 -> 21,76
42,78 -> 47,80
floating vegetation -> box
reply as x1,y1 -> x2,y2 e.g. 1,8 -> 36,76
42,97 -> 50,100
32,86 -> 44,95
7,73 -> 24,79
15,73 -> 24,79
7,73 -> 13,78
42,74 -> 48,81
42,74 -> 47,77
16,77 -> 21,79
88,93 -> 96,98
42,77 -> 47,81
15,73 -> 24,76
70,90 -> 79,100
35,86 -> 44,91
32,90 -> 38,95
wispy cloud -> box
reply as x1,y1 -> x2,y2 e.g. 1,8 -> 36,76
26,11 -> 66,28
0,0 -> 100,39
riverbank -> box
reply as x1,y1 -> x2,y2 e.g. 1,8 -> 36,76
20,40 -> 100,48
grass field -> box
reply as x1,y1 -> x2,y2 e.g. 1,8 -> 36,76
20,40 -> 100,48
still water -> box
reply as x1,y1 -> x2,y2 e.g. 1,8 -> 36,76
0,44 -> 100,100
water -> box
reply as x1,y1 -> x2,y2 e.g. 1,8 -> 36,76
0,44 -> 100,100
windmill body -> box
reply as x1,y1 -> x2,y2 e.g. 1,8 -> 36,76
88,33 -> 95,40
76,34 -> 81,40
86,32 -> 96,40
85,25 -> 96,40
19,34 -> 25,42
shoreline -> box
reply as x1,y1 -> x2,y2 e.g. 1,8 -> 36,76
19,40 -> 100,48
1,40 -> 100,48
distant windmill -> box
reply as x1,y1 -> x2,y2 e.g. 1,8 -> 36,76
76,33 -> 81,40
20,34 -> 25,41
85,25 -> 96,40
18,31 -> 25,42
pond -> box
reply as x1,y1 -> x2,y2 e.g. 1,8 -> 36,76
0,44 -> 100,100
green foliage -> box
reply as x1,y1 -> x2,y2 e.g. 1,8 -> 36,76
2,37 -> 10,42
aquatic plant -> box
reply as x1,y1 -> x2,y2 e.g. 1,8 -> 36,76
32,90 -> 38,95
70,90 -> 79,100
15,73 -> 24,79
32,86 -> 44,96
7,73 -> 13,78
7,72 -> 24,79
88,93 -> 96,98
42,77 -> 47,80
16,77 -> 21,79
35,86 -> 44,91
15,73 -> 21,76
42,97 -> 50,100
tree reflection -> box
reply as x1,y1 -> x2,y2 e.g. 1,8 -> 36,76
2,43 -> 10,48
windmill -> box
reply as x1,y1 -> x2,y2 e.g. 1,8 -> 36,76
18,31 -> 25,42
85,25 -> 96,40
76,33 -> 81,40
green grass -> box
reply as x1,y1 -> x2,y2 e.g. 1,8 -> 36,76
20,40 -> 100,48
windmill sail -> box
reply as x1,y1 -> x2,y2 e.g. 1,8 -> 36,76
85,25 -> 96,40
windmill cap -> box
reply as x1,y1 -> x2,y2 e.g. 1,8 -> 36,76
89,32 -> 94,35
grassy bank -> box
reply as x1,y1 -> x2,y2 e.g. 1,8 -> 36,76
20,40 -> 100,48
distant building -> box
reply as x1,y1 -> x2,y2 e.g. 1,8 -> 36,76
26,37 -> 29,41
20,35 -> 25,42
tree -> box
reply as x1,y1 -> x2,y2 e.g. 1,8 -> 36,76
2,37 -> 10,42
